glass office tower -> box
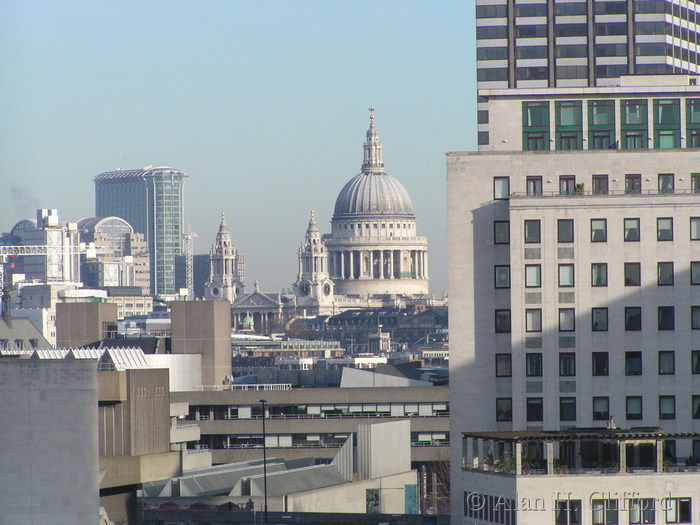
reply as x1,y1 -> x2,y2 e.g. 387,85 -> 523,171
94,166 -> 188,295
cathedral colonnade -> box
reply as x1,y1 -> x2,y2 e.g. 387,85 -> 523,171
328,249 -> 428,280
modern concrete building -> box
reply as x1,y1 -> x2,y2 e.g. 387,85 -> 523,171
170,300 -> 232,387
56,301 -> 118,348
0,359 -> 100,525
448,146 -> 700,523
94,166 -> 188,295
476,0 -> 700,148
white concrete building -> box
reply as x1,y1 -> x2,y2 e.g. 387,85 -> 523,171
448,145 -> 700,524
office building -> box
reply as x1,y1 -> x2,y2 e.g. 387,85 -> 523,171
94,166 -> 188,295
476,0 -> 700,147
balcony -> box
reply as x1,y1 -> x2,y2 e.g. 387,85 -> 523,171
511,188 -> 700,199
170,423 -> 200,444
462,428 -> 700,477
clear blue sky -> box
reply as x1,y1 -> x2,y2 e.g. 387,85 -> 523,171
0,0 -> 476,294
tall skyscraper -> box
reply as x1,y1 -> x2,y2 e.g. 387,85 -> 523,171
476,0 -> 700,148
94,166 -> 188,295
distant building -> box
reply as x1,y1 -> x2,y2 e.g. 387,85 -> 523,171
174,253 -> 209,299
94,166 -> 188,295
77,216 -> 150,294
204,213 -> 245,302
3,208 -> 81,284
291,109 -> 430,314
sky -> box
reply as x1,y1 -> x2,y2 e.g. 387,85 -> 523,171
0,0 -> 476,295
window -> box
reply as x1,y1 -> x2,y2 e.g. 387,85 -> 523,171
494,177 -> 510,199
525,265 -> 542,287
592,308 -> 608,331
658,173 -> 675,193
496,398 -> 512,422
524,220 -> 541,243
693,174 -> 700,193
559,264 -> 574,287
625,263 -> 641,286
495,354 -> 512,377
692,262 -> 700,285
526,353 -> 543,377
559,309 -> 575,332
560,176 -> 576,195
657,262 -> 674,285
625,174 -> 642,194
659,351 -> 675,375
527,176 -> 543,196
592,499 -> 618,525
692,306 -> 700,330
560,397 -> 577,421
593,397 -> 609,421
559,353 -> 576,376
657,217 -> 673,241
659,395 -> 676,419
693,395 -> 700,419
495,310 -> 511,333
592,174 -> 609,194
558,219 -> 574,242
526,397 -> 543,422
495,265 -> 510,288
592,263 -> 608,286
658,306 -> 675,330
665,497 -> 692,523
628,498 -> 655,524
624,218 -> 640,241
494,221 -> 510,244
626,351 -> 642,375
691,217 -> 700,240
555,499 -> 582,525
626,396 -> 643,420
692,351 -> 700,374
591,219 -> 607,242
526,309 -> 542,332
625,307 -> 642,331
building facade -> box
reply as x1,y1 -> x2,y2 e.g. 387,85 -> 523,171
476,0 -> 700,148
94,166 -> 188,295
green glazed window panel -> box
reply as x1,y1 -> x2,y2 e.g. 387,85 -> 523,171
589,130 -> 615,149
557,131 -> 583,150
523,132 -> 550,151
621,100 -> 648,126
622,131 -> 648,149
687,99 -> 700,126
654,99 -> 680,126
556,101 -> 582,127
655,129 -> 680,149
523,102 -> 550,129
588,100 -> 615,127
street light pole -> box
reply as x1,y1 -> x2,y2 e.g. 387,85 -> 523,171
259,399 -> 268,524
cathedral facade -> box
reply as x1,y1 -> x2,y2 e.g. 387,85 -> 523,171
204,213 -> 245,302
293,108 -> 429,313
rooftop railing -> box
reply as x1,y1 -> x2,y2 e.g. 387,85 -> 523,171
511,189 -> 699,198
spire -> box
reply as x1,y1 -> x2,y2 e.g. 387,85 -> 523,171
218,212 -> 229,234
307,210 -> 319,233
362,105 -> 384,173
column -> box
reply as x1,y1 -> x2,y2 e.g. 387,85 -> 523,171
423,250 -> 428,279
389,250 -> 394,278
379,250 -> 384,278
619,441 -> 626,473
656,440 -> 664,472
349,250 -> 354,279
546,441 -> 554,474
340,252 -> 345,279
515,442 -> 523,475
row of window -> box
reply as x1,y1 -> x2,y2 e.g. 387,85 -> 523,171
492,217 -> 700,244
495,306 -> 700,333
496,261 -> 700,288
497,394 -> 700,423
495,173 -> 700,199
496,350 -> 700,378
554,497 -> 692,525
477,0 -> 699,19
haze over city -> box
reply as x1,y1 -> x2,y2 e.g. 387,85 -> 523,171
0,0 -> 477,294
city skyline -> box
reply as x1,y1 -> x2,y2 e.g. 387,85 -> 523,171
0,1 -> 478,294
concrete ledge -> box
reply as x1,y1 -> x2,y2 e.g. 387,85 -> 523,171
98,371 -> 127,402
100,452 -> 181,489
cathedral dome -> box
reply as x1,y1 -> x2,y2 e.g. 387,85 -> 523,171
333,172 -> 414,218
332,107 -> 415,220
